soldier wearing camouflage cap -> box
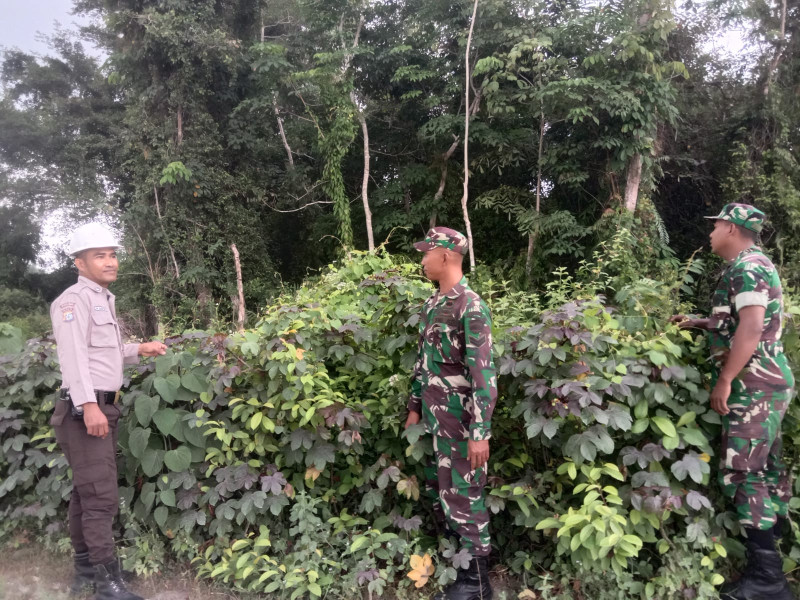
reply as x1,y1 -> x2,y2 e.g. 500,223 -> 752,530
406,227 -> 497,600
671,204 -> 795,600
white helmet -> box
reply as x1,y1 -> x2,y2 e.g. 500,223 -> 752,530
68,223 -> 122,258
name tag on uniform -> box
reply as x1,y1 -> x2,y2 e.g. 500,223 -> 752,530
93,306 -> 106,311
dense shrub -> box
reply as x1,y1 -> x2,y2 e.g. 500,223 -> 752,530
2,244 -> 800,599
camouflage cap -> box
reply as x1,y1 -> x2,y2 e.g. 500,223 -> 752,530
413,227 -> 468,255
705,203 -> 765,233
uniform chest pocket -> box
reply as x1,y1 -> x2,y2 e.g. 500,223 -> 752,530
426,322 -> 464,364
90,311 -> 119,348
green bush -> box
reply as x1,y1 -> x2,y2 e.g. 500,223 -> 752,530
2,244 -> 799,599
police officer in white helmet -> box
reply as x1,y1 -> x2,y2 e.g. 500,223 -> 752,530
50,223 -> 166,600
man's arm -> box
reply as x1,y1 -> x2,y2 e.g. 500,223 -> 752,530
405,335 -> 424,429
669,315 -> 710,330
464,299 -> 497,469
51,294 -> 108,438
51,294 -> 95,408
710,305 -> 765,415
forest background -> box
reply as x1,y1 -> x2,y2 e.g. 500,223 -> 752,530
1,0 -> 800,599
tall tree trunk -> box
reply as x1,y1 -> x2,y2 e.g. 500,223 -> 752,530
176,106 -> 183,146
624,153 -> 642,212
230,243 -> 246,332
352,92 -> 374,251
460,0 -> 480,271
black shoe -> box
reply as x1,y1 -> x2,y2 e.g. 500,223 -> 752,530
70,551 -> 95,595
434,556 -> 493,600
93,560 -> 143,600
720,543 -> 795,600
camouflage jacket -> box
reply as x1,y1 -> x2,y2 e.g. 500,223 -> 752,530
708,246 -> 794,391
407,277 -> 497,441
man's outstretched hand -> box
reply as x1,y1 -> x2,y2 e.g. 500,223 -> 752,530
139,341 -> 168,357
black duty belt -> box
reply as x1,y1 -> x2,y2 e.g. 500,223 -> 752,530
59,389 -> 119,404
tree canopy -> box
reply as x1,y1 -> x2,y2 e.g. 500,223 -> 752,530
1,0 -> 798,333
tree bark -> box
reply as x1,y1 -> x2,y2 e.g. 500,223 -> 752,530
176,106 -> 183,146
351,92 -> 374,251
623,153 -> 642,212
460,0 -> 480,271
230,243 -> 246,332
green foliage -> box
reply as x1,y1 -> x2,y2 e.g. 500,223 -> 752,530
3,249 -> 800,598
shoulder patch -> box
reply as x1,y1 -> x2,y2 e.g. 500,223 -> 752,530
62,309 -> 75,322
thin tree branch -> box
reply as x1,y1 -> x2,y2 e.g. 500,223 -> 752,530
130,222 -> 156,285
153,185 -> 180,279
461,0 -> 480,271
430,135 -> 461,228
273,93 -> 294,168
266,199 -> 333,213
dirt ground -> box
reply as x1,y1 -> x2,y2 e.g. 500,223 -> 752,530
0,543 -> 518,600
0,543 -> 248,600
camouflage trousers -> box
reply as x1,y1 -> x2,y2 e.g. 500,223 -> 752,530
718,387 -> 793,531
424,436 -> 491,557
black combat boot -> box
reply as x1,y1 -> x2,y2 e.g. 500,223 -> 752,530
93,560 -> 143,600
70,551 -> 95,595
434,556 -> 493,600
720,541 -> 795,600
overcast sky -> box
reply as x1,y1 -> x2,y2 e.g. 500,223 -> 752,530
0,0 -> 99,57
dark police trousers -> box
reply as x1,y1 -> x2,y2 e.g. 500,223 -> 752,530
51,399 -> 121,566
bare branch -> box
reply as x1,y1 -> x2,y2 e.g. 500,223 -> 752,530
273,93 -> 294,168
266,199 -> 333,213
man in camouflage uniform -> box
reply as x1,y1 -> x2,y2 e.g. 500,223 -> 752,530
405,227 -> 497,600
672,204 -> 795,600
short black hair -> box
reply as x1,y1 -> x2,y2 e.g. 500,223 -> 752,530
736,224 -> 759,243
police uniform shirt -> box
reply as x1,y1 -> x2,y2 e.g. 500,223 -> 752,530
50,276 -> 140,406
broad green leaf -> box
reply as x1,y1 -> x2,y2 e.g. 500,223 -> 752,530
154,506 -> 168,528
651,416 -> 677,437
134,395 -> 159,427
181,372 -> 206,394
164,445 -> 192,472
153,408 -> 179,436
141,448 -> 165,476
128,427 -> 151,459
153,376 -> 176,404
